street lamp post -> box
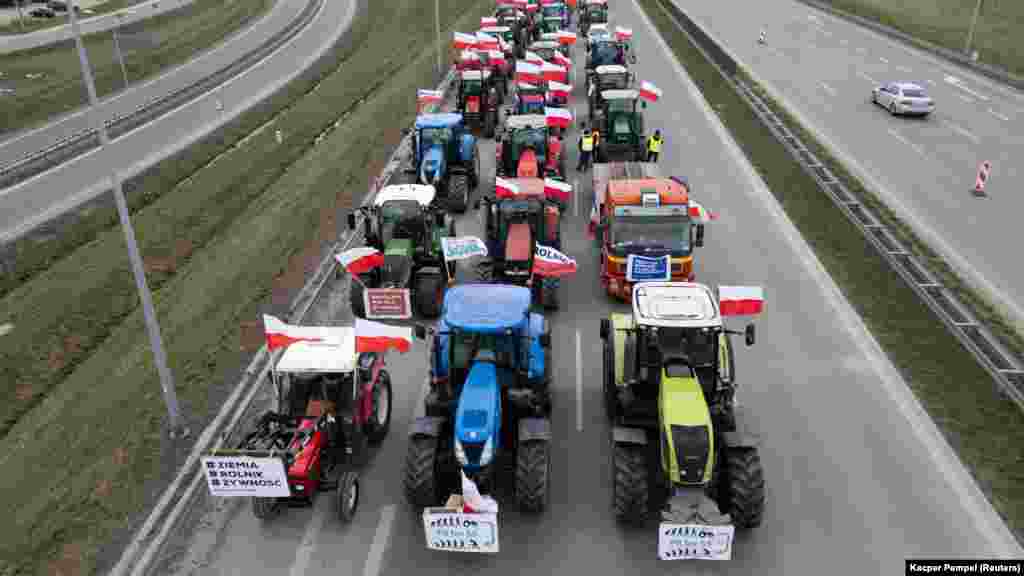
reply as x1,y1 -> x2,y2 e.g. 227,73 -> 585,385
68,1 -> 187,438
111,11 -> 135,88
964,0 -> 983,57
434,0 -> 442,79
15,0 -> 25,31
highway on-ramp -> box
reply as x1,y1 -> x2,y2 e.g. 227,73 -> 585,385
677,0 -> 1024,330
0,0 -> 355,243
152,1 -> 1020,574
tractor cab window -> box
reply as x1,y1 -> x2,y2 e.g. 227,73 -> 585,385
419,127 -> 453,155
475,333 -> 517,368
591,43 -> 621,66
451,331 -> 479,372
510,128 -> 547,158
378,200 -> 422,244
612,115 -> 632,136
599,73 -> 629,90
462,79 -> 483,95
606,98 -> 633,113
609,214 -> 691,254
497,199 -> 541,238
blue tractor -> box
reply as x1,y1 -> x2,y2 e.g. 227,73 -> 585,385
409,113 -> 480,214
404,284 -> 553,512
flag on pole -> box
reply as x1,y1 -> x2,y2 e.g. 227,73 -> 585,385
262,314 -> 324,351
541,61 -> 567,82
544,178 -> 572,204
553,52 -> 572,68
495,176 -> 520,198
639,81 -> 662,102
615,26 -> 633,41
460,470 -> 499,513
555,30 -> 577,45
548,80 -> 571,99
417,89 -> 443,105
354,318 -> 413,353
481,16 -> 498,26
476,31 -> 500,50
688,201 -> 718,223
545,106 -> 572,128
515,61 -> 541,83
336,247 -> 385,275
718,286 -> 765,316
525,2 -> 538,11
488,49 -> 506,66
524,51 -> 544,65
454,32 -> 477,50
532,244 -> 578,277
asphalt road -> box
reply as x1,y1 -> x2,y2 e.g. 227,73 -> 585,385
677,0 -> 1024,330
153,1 -> 1021,574
0,0 -> 350,243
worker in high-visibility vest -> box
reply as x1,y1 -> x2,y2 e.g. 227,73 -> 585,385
646,130 -> 663,163
577,122 -> 595,172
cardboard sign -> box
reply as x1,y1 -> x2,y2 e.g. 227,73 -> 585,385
441,236 -> 488,261
626,254 -> 671,282
201,456 -> 290,498
363,288 -> 412,319
657,523 -> 734,561
422,509 -> 500,553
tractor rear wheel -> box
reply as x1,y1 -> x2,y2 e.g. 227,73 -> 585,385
612,443 -> 648,524
603,340 -> 618,420
336,471 -> 359,522
251,497 -> 279,520
448,173 -> 469,213
364,370 -> 392,444
541,278 -> 559,310
414,273 -> 445,318
474,259 -> 494,282
403,435 -> 440,507
516,439 -> 550,513
349,277 -> 367,318
485,109 -> 497,138
722,448 -> 765,528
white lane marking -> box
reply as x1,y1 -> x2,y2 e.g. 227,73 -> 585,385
362,505 -> 396,576
887,128 -> 927,159
575,330 -> 583,432
573,177 -> 580,217
0,323 -> 12,337
839,38 -> 848,45
944,75 -> 990,101
289,511 -> 326,576
956,93 -> 976,104
926,79 -> 936,86
895,65 -> 912,73
855,46 -> 866,54
941,119 -> 981,144
820,82 -> 837,97
879,56 -> 889,64
857,71 -> 878,84
988,108 -> 1010,122
633,0 -> 1023,556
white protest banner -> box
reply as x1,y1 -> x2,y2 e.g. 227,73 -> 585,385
363,288 -> 413,319
657,523 -> 734,561
423,509 -> 500,553
201,455 -> 290,498
441,236 -> 488,262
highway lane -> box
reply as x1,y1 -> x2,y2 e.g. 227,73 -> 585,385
154,1 -> 1020,574
677,0 -> 1024,330
0,0 -> 351,244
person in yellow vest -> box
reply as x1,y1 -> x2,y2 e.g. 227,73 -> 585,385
646,130 -> 663,163
577,122 -> 595,172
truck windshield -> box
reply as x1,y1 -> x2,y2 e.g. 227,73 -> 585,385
452,331 -> 519,370
610,215 -> 691,254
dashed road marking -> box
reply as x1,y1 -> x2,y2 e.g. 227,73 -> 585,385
879,56 -> 889,64
887,128 -> 928,159
858,71 -> 878,84
987,108 -> 1010,122
941,119 -> 981,144
944,75 -> 990,101
362,505 -> 396,576
820,82 -> 837,97
575,330 -> 583,432
289,510 -> 326,576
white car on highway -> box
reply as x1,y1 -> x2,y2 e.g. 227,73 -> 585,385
871,82 -> 935,117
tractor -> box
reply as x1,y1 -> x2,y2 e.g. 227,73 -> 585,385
579,0 -> 607,37
599,282 -> 764,560
403,284 -> 553,513
593,89 -> 648,162
345,184 -> 456,318
457,69 -> 501,138
473,178 -> 564,309
457,49 -> 509,101
512,81 -> 548,116
495,114 -> 565,179
540,1 -> 569,30
587,64 -> 633,122
409,113 -> 480,213
479,26 -> 517,88
586,38 -> 634,74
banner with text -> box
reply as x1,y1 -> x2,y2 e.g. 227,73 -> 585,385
201,456 -> 290,498
626,254 -> 671,282
363,288 -> 412,319
657,523 -> 734,561
422,509 -> 500,553
441,236 -> 488,261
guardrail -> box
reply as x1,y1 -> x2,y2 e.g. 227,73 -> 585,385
0,0 -> 320,189
649,0 -> 1024,409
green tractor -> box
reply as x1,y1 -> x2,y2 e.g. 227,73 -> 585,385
599,282 -> 764,560
587,64 -> 633,121
345,184 -> 456,319
593,89 -> 648,163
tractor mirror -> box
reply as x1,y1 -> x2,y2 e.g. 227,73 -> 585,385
695,224 -> 705,247
641,101 -> 647,109
414,325 -> 427,340
435,211 -> 446,227
539,333 -> 552,348
599,318 -> 610,340
347,213 -> 357,230
473,199 -> 481,210
745,324 -> 755,346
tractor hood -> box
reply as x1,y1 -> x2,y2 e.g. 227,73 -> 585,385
419,146 -> 446,186
660,371 -> 714,486
506,222 -> 533,262
455,353 -> 502,464
517,148 -> 540,178
381,238 -> 414,286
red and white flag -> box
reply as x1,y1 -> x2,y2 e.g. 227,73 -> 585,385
544,178 -> 572,204
460,470 -> 499,513
718,286 -> 765,316
481,16 -> 498,26
517,81 -> 539,92
515,61 -> 540,84
587,203 -> 599,238
555,30 -> 577,45
262,314 -> 324,351
532,244 -> 578,277
417,89 -> 443,105
495,176 -> 520,198
476,31 -> 499,50
615,26 -> 633,41
639,81 -> 662,102
453,32 -> 477,50
524,51 -> 544,65
336,246 -> 384,275
553,52 -> 572,68
545,106 -> 572,128
488,49 -> 506,66
548,80 -> 570,99
354,318 -> 412,354
525,2 -> 538,11
688,201 -> 718,223
541,61 -> 567,82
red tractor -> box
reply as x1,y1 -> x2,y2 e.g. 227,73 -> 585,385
457,47 -> 509,100
496,113 -> 565,179
456,69 -> 501,138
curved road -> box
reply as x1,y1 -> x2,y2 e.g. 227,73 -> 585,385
0,0 -> 354,243
153,1 -> 1020,574
678,0 -> 1024,331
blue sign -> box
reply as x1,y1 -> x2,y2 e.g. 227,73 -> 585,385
626,254 -> 671,282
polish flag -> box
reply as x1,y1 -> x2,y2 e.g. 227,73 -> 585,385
476,31 -> 499,50
525,2 -> 539,12
515,61 -> 540,84
639,81 -> 662,102
541,0 -> 557,4
481,16 -> 498,26
688,201 -> 718,223
555,30 -> 577,45
553,52 -> 572,69
524,51 -> 544,65
262,314 -> 324,351
495,176 -> 520,198
615,26 -> 633,41
354,318 -> 413,354
335,246 -> 384,275
548,80 -> 570,99
460,470 -> 499,513
544,178 -> 572,204
417,89 -> 443,105
454,32 -> 477,50
718,286 -> 765,316
541,61 -> 567,83
532,244 -> 578,277
488,49 -> 506,66
545,106 -> 572,128
517,81 -> 539,92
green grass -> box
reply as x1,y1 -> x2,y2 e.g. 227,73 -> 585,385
0,0 -> 273,135
818,0 -> 1024,78
639,0 -> 1024,541
0,1 -> 135,35
0,0 -> 488,572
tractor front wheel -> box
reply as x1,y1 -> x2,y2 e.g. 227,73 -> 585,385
722,448 -> 765,528
449,173 -> 470,213
541,278 -> 559,310
403,435 -> 440,507
474,258 -> 494,282
485,109 -> 497,138
603,341 -> 618,420
251,497 -> 279,520
516,439 -> 550,513
414,273 -> 445,318
612,443 -> 648,524
365,370 -> 392,444
337,471 -> 359,522
349,277 -> 367,318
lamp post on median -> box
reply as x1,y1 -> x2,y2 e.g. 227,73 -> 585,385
964,0 -> 983,57
111,10 -> 136,88
15,0 -> 25,31
434,0 -> 442,79
68,1 -> 187,439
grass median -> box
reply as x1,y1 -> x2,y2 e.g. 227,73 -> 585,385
818,0 -> 1024,78
639,0 -> 1024,540
0,0 -> 488,572
0,0 -> 273,135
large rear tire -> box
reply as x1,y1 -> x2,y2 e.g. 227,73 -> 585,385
603,340 -> 618,421
474,258 -> 494,282
364,370 -> 392,444
516,439 -> 550,513
349,277 -> 367,318
403,435 -> 440,508
722,448 -> 765,528
612,443 -> 648,524
414,273 -> 445,318
449,173 -> 469,213
485,108 -> 497,138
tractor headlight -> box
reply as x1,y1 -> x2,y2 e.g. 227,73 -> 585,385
454,439 -> 467,465
479,437 -> 494,466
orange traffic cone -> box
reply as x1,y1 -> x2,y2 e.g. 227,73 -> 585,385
972,161 -> 991,197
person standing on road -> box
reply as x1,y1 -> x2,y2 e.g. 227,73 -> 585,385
646,130 -> 663,163
578,122 -> 594,171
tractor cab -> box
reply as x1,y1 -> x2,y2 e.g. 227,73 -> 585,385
586,22 -> 612,46
588,64 -> 632,117
496,114 -> 563,178
587,38 -> 632,69
512,82 -> 548,116
411,113 -> 479,213
580,0 -> 607,35
540,15 -> 564,34
457,70 -> 499,136
595,89 -> 647,162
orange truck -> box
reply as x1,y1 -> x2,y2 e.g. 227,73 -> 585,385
591,162 -> 708,301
